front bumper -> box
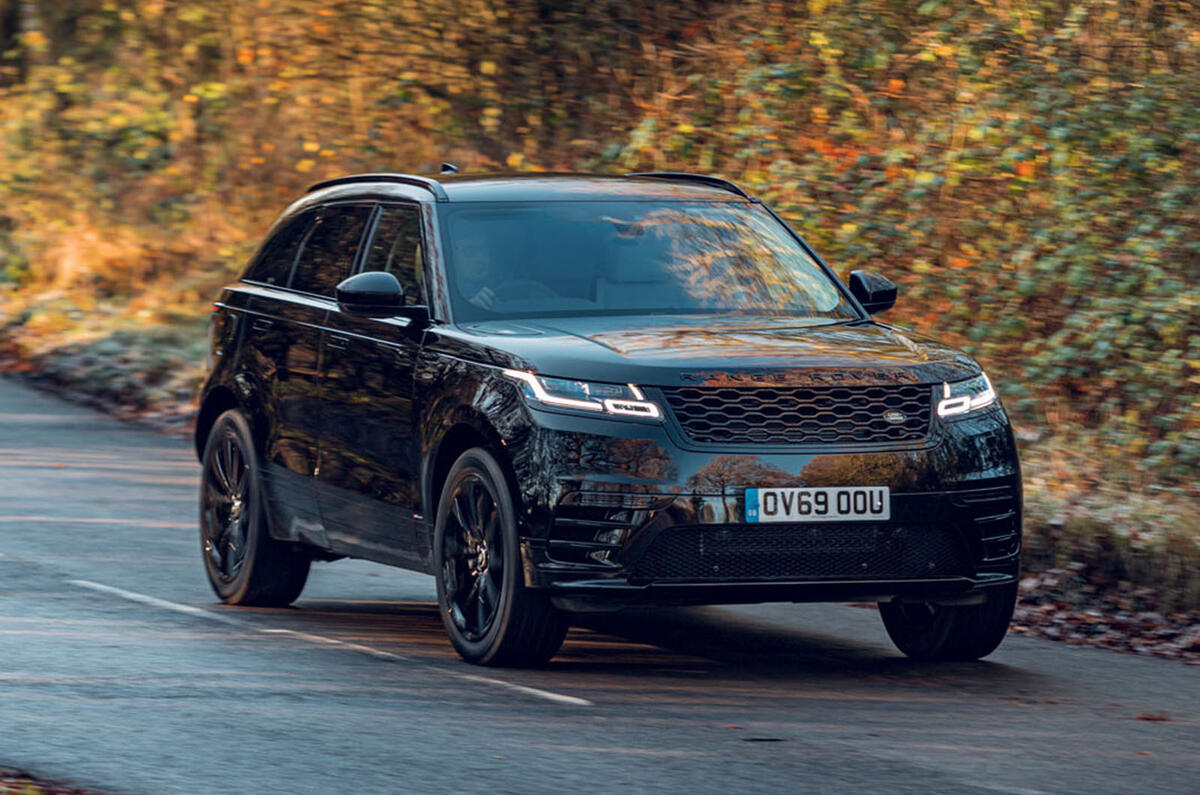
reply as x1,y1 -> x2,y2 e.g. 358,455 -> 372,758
500,400 -> 1022,611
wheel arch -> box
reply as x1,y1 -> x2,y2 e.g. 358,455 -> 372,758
194,385 -> 241,460
423,411 -> 522,524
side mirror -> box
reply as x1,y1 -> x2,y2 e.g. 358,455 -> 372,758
336,271 -> 406,318
848,270 -> 897,315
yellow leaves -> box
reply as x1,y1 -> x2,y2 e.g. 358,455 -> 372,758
809,32 -> 829,49
302,141 -> 321,153
505,152 -> 524,168
810,106 -> 829,125
183,94 -> 199,103
236,48 -> 255,65
676,123 -> 695,134
479,60 -> 498,75
294,159 -> 316,173
22,30 -> 48,52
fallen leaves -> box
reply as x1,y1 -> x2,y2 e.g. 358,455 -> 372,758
1135,712 -> 1171,722
1013,571 -> 1200,664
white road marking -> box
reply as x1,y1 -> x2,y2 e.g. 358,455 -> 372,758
459,674 -> 594,707
70,580 -> 243,625
68,579 -> 592,707
970,785 -> 1048,795
258,628 -> 409,661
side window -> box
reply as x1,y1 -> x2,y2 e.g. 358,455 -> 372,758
362,204 -> 424,303
288,205 -> 372,296
243,211 -> 315,286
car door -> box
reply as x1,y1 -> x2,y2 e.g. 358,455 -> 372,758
260,202 -> 372,545
315,202 -> 427,569
231,209 -> 331,542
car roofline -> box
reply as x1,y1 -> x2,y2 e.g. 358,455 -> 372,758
624,171 -> 751,199
306,171 -> 752,203
306,173 -> 450,202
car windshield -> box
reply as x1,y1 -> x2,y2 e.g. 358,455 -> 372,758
439,200 -> 857,322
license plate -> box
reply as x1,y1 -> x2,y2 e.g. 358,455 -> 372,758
745,486 -> 890,523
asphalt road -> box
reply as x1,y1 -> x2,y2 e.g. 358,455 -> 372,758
1,376 -> 1197,795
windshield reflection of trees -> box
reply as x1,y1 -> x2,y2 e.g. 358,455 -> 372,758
617,206 -> 842,315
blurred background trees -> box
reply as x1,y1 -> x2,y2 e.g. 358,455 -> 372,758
0,0 -> 1197,490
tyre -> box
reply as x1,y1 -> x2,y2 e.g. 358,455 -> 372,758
879,582 -> 1017,661
433,447 -> 567,666
199,409 -> 310,606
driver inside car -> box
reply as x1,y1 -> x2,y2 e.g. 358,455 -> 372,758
453,235 -> 559,311
454,236 -> 502,310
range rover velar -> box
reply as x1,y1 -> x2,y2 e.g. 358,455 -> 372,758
196,171 -> 1022,666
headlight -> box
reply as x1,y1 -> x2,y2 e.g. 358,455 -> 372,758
502,370 -> 662,420
937,373 -> 997,418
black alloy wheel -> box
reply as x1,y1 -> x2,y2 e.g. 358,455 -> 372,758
199,409 -> 310,606
442,471 -> 505,641
434,447 -> 567,666
878,580 -> 1018,661
201,425 -> 251,582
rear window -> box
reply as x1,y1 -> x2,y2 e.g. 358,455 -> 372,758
244,211 -> 315,286
289,205 -> 372,296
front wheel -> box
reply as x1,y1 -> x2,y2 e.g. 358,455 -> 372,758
879,582 -> 1017,661
433,447 -> 567,666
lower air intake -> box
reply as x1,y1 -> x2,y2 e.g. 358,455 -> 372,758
630,524 -> 972,583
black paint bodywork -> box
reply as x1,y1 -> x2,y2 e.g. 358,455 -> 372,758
197,174 -> 1021,611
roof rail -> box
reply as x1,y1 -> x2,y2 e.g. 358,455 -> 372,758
626,171 -> 752,199
306,173 -> 449,202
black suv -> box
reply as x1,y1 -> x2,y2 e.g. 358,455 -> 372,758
196,171 -> 1021,666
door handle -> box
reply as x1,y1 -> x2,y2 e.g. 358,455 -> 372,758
325,334 -> 350,351
251,318 -> 274,332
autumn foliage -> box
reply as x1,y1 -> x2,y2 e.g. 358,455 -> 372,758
0,0 -> 1196,491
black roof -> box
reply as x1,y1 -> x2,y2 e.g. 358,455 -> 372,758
305,172 -> 751,203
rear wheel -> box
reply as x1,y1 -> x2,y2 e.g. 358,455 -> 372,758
433,447 -> 567,666
199,409 -> 310,606
879,582 -> 1017,661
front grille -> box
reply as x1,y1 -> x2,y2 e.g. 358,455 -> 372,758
630,524 -> 972,583
660,384 -> 931,445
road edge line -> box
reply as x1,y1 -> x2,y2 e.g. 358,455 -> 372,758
68,579 -> 592,707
